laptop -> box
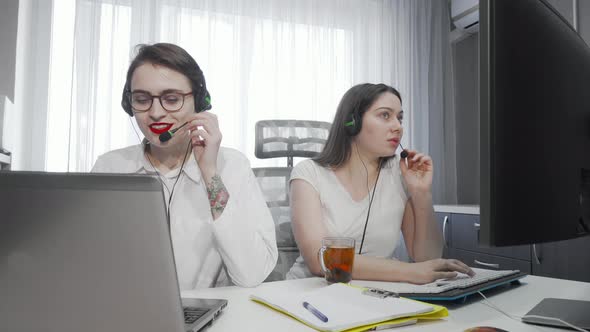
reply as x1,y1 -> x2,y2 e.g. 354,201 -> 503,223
522,298 -> 590,330
0,171 -> 227,332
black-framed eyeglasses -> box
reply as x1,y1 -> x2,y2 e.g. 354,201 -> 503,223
128,91 -> 193,113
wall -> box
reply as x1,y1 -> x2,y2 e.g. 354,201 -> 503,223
451,0 -> 584,204
0,0 -> 19,102
0,0 -> 19,148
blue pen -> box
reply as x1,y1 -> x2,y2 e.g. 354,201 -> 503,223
302,301 -> 328,323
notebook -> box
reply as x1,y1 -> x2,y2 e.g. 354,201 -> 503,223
250,282 -> 448,332
0,171 -> 226,332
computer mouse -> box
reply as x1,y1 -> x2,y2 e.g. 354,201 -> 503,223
464,327 -> 509,332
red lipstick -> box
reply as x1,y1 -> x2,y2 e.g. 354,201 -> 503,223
149,123 -> 173,135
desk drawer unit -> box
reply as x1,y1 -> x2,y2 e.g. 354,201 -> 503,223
450,214 -> 531,261
450,248 -> 532,273
435,211 -> 532,273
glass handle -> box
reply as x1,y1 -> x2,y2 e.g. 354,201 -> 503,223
317,246 -> 328,275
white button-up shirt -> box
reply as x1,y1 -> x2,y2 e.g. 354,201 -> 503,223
92,144 -> 278,289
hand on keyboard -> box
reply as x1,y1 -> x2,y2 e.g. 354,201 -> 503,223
404,258 -> 476,284
419,268 -> 521,293
434,273 -> 472,287
442,271 -> 472,281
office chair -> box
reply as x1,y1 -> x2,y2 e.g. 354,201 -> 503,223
0,148 -> 11,171
254,120 -> 331,167
253,120 -> 331,281
253,167 -> 298,282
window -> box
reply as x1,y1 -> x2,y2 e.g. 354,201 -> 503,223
47,1 -> 352,171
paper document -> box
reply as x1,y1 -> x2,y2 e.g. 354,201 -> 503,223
251,283 -> 447,332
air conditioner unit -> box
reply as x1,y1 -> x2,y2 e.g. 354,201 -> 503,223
451,0 -> 479,33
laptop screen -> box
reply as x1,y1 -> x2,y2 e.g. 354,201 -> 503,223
0,172 -> 186,332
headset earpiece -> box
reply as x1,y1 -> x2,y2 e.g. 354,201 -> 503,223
197,91 -> 212,113
344,111 -> 362,136
122,89 -> 133,117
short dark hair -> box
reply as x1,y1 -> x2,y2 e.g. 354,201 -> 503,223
314,83 -> 402,168
121,43 -> 211,116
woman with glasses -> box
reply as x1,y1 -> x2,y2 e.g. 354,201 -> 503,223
92,43 -> 278,289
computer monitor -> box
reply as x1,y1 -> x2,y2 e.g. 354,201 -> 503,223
479,0 -> 590,329
479,0 -> 590,248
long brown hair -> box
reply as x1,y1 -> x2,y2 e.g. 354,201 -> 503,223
314,83 -> 402,168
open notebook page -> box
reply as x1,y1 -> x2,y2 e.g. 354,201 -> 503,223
251,283 -> 434,331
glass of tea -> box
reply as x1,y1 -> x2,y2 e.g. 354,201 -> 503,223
317,237 -> 355,284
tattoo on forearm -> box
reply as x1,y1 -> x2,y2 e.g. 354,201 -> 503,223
207,174 -> 229,218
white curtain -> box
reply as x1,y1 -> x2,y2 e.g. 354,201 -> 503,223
8,0 -> 454,203
2,0 -> 53,171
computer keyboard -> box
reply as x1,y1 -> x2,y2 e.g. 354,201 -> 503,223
406,268 -> 521,294
352,267 -> 527,301
183,307 -> 210,324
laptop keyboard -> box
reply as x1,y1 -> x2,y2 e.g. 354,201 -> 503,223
183,307 -> 210,324
408,268 -> 521,294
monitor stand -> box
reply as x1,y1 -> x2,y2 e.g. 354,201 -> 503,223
522,298 -> 590,331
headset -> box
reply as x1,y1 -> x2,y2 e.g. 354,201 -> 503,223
344,109 -> 362,136
121,49 -> 213,116
344,106 -> 409,157
122,65 -> 211,223
195,89 -> 213,113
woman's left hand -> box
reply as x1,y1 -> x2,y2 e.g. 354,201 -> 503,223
187,112 -> 222,179
399,149 -> 433,195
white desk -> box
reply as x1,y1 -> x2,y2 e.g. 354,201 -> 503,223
182,275 -> 590,331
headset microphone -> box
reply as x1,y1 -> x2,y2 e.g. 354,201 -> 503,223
159,122 -> 189,143
399,143 -> 409,159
